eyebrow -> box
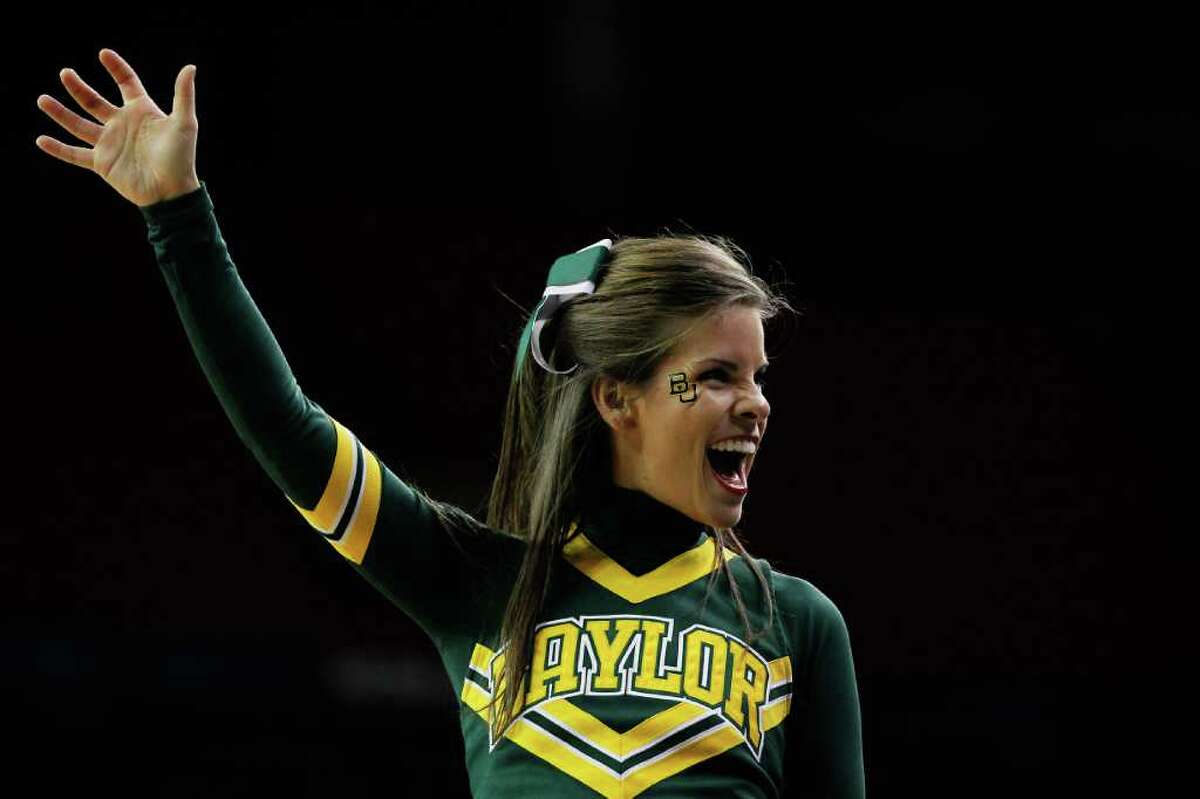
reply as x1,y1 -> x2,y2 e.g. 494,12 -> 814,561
700,358 -> 770,373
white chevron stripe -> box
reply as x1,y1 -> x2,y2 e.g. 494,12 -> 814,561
521,719 -> 623,780
340,440 -> 370,538
619,711 -> 722,762
472,678 -> 725,768
530,700 -> 720,764
622,722 -> 730,780
325,433 -> 360,536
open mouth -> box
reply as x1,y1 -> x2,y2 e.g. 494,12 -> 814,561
706,447 -> 749,494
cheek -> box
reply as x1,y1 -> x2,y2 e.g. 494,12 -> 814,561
646,403 -> 707,470
693,389 -> 728,429
640,403 -> 680,462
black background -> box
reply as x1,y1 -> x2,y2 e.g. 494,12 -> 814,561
3,2 -> 1185,796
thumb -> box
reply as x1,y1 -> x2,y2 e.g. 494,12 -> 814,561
172,64 -> 198,123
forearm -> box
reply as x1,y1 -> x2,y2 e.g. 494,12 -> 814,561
141,182 -> 330,506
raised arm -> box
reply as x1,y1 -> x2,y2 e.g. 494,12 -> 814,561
139,183 -> 335,515
138,183 -> 515,649
35,50 -> 519,657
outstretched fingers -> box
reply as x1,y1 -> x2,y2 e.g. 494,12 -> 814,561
35,134 -> 95,172
98,48 -> 149,105
60,68 -> 119,123
36,93 -> 103,146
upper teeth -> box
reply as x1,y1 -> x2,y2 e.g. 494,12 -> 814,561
710,440 -> 756,454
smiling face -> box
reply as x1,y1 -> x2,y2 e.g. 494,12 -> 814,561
593,304 -> 771,529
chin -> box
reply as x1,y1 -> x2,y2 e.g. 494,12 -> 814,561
706,503 -> 744,530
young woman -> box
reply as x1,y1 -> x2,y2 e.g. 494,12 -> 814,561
36,49 -> 865,798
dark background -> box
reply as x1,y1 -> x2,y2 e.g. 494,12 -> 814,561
3,2 -> 1185,796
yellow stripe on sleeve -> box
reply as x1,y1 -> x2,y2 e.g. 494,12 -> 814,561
287,416 -> 357,533
332,446 -> 382,565
285,415 -> 382,565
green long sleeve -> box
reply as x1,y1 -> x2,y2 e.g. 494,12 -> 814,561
139,183 -> 519,668
141,182 -> 330,504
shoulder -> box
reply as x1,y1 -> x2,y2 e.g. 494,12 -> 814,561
766,566 -> 852,658
720,553 -> 848,628
718,550 -> 838,608
769,568 -> 844,622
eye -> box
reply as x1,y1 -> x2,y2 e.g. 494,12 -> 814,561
700,369 -> 767,390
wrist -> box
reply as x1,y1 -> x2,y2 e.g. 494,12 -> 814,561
157,175 -> 202,204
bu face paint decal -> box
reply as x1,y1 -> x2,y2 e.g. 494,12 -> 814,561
668,372 -> 697,403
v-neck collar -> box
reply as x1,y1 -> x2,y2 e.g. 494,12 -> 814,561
564,483 -> 736,602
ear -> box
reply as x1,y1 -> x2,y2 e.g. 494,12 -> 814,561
591,374 -> 631,432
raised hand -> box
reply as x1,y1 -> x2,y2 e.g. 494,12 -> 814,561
36,49 -> 201,208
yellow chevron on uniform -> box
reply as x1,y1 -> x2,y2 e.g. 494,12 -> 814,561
287,414 -> 382,565
458,642 -> 793,798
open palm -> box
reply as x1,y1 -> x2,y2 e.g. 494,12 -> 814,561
36,48 -> 200,208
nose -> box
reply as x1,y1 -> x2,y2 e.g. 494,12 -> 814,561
734,384 -> 770,424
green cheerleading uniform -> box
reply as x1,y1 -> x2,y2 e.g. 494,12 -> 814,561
141,182 -> 865,798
